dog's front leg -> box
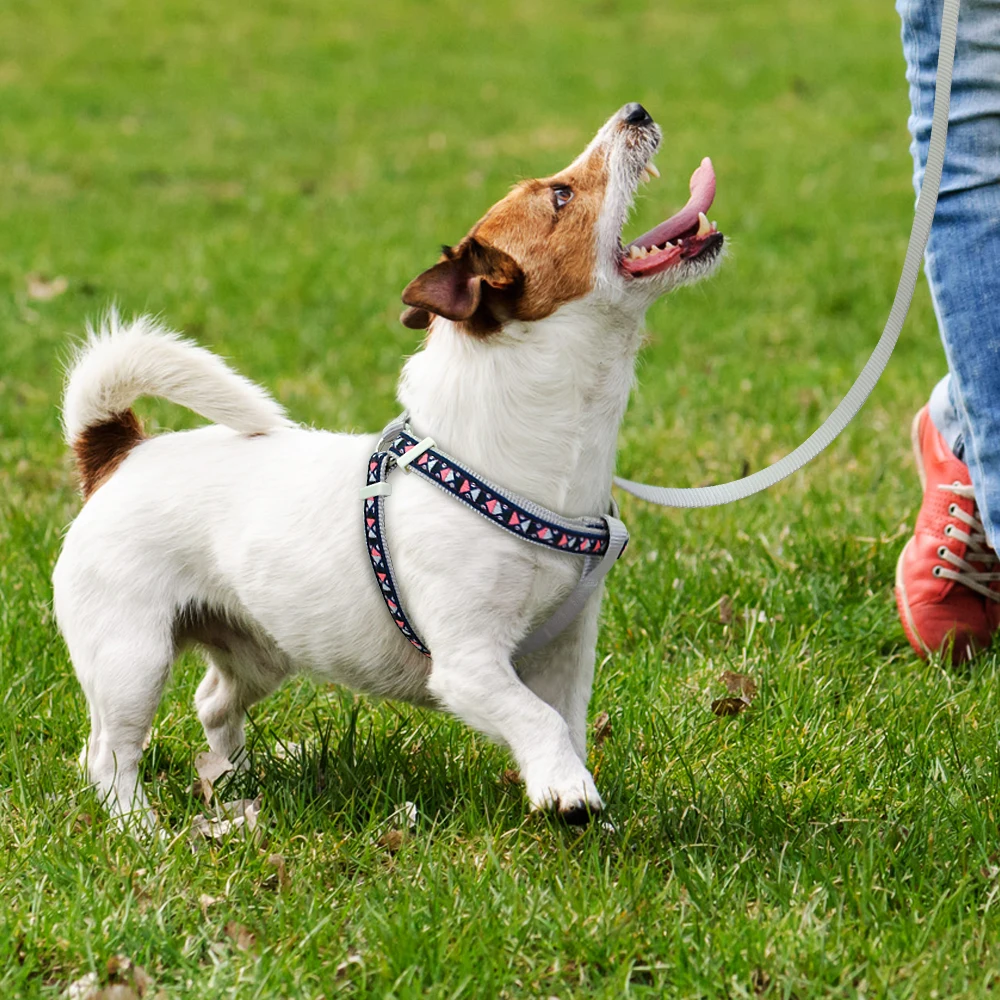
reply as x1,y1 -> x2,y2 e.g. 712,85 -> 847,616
428,644 -> 603,823
517,595 -> 602,763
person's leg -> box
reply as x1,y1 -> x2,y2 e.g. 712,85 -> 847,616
927,374 -> 965,459
899,0 -> 1000,544
895,0 -> 1000,659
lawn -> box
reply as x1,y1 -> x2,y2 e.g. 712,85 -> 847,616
2,0 -> 1000,997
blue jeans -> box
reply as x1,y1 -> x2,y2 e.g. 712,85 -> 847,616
898,0 -> 1000,547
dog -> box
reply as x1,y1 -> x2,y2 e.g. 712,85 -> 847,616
52,103 -> 724,831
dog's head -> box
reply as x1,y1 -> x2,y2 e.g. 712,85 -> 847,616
401,103 -> 724,335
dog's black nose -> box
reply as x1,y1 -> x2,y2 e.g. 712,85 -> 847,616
622,103 -> 653,126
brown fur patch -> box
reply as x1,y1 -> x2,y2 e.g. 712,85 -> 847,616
73,409 -> 145,499
402,145 -> 609,334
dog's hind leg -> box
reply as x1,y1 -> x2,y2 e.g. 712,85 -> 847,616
194,638 -> 288,766
71,623 -> 174,834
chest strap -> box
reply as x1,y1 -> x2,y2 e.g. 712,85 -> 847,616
362,414 -> 629,659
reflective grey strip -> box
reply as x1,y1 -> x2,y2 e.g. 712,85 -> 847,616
515,510 -> 629,659
613,0 -> 960,509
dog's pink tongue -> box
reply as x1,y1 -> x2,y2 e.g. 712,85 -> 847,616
628,157 -> 717,248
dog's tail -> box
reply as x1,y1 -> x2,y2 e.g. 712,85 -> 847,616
63,309 -> 291,497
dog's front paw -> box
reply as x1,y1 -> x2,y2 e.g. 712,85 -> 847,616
525,762 -> 603,825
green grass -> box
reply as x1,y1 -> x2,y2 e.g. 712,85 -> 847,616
3,0 -> 1000,996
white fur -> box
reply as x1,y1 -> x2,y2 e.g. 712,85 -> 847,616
52,107 -> 721,830
62,309 -> 290,442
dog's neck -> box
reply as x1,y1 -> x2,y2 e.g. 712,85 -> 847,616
397,298 -> 645,517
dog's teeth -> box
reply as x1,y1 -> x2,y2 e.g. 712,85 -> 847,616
639,169 -> 651,184
627,245 -> 642,259
697,211 -> 712,237
646,161 -> 660,178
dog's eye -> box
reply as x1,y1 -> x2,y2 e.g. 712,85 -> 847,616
552,185 -> 573,209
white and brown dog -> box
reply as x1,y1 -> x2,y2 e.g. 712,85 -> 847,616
53,103 -> 723,830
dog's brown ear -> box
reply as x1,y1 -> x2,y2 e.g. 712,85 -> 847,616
400,306 -> 432,329
401,256 -> 481,322
401,241 -> 523,326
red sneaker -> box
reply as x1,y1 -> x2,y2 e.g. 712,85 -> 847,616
895,406 -> 1000,662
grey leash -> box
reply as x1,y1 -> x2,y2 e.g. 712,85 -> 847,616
614,0 -> 960,509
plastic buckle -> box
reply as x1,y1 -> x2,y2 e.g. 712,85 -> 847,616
359,481 -> 392,500
395,436 -> 435,474
375,410 -> 411,453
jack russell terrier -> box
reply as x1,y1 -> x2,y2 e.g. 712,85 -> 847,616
52,103 -> 724,831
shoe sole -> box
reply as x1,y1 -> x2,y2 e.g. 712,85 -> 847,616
895,409 -> 930,658
895,538 -> 930,659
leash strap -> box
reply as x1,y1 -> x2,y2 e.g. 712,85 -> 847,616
363,417 -> 629,657
613,0 -> 961,508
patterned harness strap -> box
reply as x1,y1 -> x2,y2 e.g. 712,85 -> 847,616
362,414 -> 629,658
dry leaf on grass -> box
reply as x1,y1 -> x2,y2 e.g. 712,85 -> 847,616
386,800 -> 417,830
189,778 -> 212,807
65,973 -> 100,999
720,670 -> 758,699
711,697 -> 749,717
719,594 -> 734,624
65,955 -> 153,1000
195,752 -> 236,783
711,671 -> 759,717
271,740 -> 303,761
105,957 -> 151,997
189,796 -> 262,843
27,274 -> 68,300
335,953 -> 364,978
592,711 -> 612,745
375,801 -> 417,851
266,853 -> 291,891
379,828 -> 407,852
191,751 -> 235,805
224,922 -> 257,953
89,987 -> 140,1000
402,800 -> 418,830
751,968 -> 772,995
501,768 -> 522,786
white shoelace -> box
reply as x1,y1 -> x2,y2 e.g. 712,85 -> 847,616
934,483 -> 1000,601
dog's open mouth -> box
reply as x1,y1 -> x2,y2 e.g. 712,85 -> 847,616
620,157 -> 723,277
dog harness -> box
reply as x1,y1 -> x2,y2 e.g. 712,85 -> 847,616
361,413 -> 629,659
